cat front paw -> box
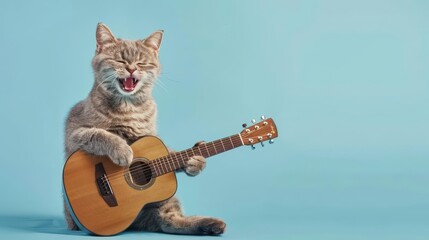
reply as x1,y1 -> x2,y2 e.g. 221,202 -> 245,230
184,156 -> 206,176
108,139 -> 133,166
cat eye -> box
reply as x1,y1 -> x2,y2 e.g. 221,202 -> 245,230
137,62 -> 156,68
115,60 -> 127,64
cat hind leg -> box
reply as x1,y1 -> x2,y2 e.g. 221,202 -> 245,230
63,199 -> 79,230
132,197 -> 226,235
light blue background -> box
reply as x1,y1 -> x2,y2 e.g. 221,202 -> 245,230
0,0 -> 428,239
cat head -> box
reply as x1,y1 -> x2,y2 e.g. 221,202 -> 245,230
92,23 -> 163,99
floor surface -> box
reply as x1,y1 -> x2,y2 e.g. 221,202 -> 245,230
0,214 -> 428,240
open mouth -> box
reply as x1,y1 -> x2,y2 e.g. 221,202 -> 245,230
117,77 -> 139,92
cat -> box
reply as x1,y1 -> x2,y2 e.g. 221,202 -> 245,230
63,23 -> 226,235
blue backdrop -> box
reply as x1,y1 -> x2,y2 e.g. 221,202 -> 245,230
0,0 -> 428,239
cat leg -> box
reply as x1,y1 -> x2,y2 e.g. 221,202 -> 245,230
132,197 -> 226,235
175,141 -> 207,177
183,155 -> 206,176
67,127 -> 133,166
63,199 -> 79,230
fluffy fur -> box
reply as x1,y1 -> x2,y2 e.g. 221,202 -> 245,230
64,23 -> 225,235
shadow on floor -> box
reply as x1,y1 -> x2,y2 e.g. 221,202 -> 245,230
0,215 -> 220,238
0,215 -> 85,236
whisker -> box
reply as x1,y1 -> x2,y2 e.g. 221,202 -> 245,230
96,71 -> 118,91
155,78 -> 169,93
95,79 -> 110,91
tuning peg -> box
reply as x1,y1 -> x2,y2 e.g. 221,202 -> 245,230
251,145 -> 255,150
260,142 -> 264,147
269,139 -> 274,144
251,119 -> 256,123
242,123 -> 247,128
261,115 -> 266,120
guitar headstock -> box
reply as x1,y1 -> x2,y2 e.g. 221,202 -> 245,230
240,116 -> 278,149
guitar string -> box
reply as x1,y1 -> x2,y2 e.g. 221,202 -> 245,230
96,128 -> 267,181
94,123 -> 269,181
100,140 -> 242,183
99,138 -> 244,181
101,130 -> 274,183
100,137 -> 244,181
99,135 -> 244,180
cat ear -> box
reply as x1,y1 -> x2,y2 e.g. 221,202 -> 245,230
96,23 -> 117,53
143,30 -> 164,51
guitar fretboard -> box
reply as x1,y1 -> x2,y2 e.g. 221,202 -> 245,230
149,134 -> 243,177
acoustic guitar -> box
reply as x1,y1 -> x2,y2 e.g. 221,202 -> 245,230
63,117 -> 278,235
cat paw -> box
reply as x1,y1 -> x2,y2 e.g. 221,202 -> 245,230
198,218 -> 226,235
184,156 -> 206,176
108,139 -> 133,166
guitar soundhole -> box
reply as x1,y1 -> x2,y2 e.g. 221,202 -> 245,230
125,158 -> 155,190
129,161 -> 152,185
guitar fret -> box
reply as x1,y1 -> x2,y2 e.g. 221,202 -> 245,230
169,156 -> 174,171
173,156 -> 177,169
157,158 -> 163,174
184,150 -> 189,160
161,159 -> 166,174
166,156 -> 172,172
229,136 -> 234,148
161,158 -> 168,173
235,134 -> 243,147
150,134 -> 247,177
187,149 -> 193,158
171,154 -> 177,169
155,160 -> 160,174
227,138 -> 233,149
164,158 -> 169,173
176,152 -> 182,166
170,155 -> 175,169
152,162 -> 158,176
211,142 -> 217,154
179,152 -> 183,165
180,151 -> 186,165
157,160 -> 162,174
220,139 -> 226,151
204,144 -> 211,157
157,158 -> 162,173
179,152 -> 184,165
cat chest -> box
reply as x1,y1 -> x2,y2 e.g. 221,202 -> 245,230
106,118 -> 155,142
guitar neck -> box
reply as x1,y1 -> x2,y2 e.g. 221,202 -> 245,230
150,134 -> 244,177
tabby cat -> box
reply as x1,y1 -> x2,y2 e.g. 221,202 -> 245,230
64,23 -> 226,235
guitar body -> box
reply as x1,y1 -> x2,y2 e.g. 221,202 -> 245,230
63,136 -> 177,236
62,118 -> 278,236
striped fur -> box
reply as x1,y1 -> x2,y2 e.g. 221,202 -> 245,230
63,23 -> 225,235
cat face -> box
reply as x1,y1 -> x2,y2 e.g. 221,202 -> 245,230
92,23 -> 163,97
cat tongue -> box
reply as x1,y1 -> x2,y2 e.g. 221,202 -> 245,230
123,77 -> 135,91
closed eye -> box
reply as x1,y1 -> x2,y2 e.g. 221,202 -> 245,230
115,60 -> 127,64
137,62 -> 157,68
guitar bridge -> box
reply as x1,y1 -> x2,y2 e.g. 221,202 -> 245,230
95,163 -> 118,207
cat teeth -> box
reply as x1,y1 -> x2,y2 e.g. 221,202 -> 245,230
116,77 -> 139,93
118,77 -> 138,83
117,78 -> 138,83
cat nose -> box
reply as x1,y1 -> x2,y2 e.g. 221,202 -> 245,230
126,67 -> 136,75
